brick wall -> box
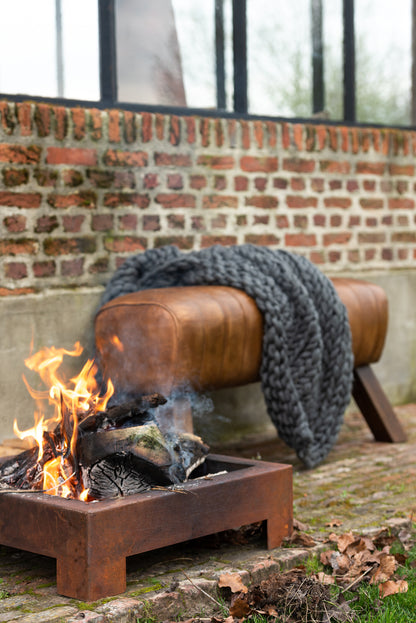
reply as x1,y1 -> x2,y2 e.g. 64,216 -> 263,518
1,99 -> 416,296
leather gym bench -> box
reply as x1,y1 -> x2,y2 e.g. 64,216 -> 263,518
95,278 -> 406,447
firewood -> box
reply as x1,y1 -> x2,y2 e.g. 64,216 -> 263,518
78,393 -> 167,433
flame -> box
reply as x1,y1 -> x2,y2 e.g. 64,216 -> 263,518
110,335 -> 124,352
14,342 -> 114,501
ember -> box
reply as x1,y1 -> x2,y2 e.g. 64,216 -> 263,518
0,342 -> 209,501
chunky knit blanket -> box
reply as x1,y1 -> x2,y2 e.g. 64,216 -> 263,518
100,245 -> 353,468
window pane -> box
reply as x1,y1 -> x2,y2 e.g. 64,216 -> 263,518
61,0 -> 100,101
0,0 -> 57,97
323,0 -> 343,121
356,0 -> 411,125
247,0 -> 312,117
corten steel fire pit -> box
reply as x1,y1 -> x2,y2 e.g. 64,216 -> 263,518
0,454 -> 292,601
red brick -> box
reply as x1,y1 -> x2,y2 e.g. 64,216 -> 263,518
61,169 -> 83,187
3,215 -> 26,232
346,179 -> 359,192
34,168 -> 58,187
114,170 -> 135,189
316,126 -> 327,151
2,168 -> 29,187
266,121 -> 277,148
143,173 -> 159,189
381,248 -> 393,260
87,169 -> 115,188
356,161 -> 385,175
240,156 -> 278,173
348,250 -> 360,263
191,216 -> 205,230
313,214 -> 325,226
34,104 -> 51,137
197,155 -> 234,169
104,193 -> 150,208
0,102 -> 15,134
286,196 -> 317,209
4,262 -> 27,279
61,258 -> 84,276
363,180 -> 376,191
245,196 -> 278,209
47,147 -> 97,166
396,180 -> 408,194
0,239 -> 37,255
53,106 -> 68,140
0,286 -> 36,296
200,235 -> 237,248
397,215 -> 409,226
305,125 -> 316,151
365,248 -> 376,261
365,217 -> 378,227
167,174 -> 183,189
328,126 -> 338,151
215,119 -> 224,147
392,231 -> 416,242
104,236 -> 147,253
141,112 -> 152,142
236,215 -> 247,226
185,117 -> 196,144
155,114 -> 165,140
123,111 -> 136,143
190,175 -> 207,190
168,214 -> 186,229
200,118 -> 210,147
227,119 -> 237,146
202,195 -> 238,209
253,215 -> 269,225
290,177 -> 305,191
381,215 -> 393,226
142,215 -> 160,231
88,257 -> 109,274
309,251 -> 325,264
273,178 -> 288,190
0,192 -> 41,208
16,103 -> 32,136
398,248 -> 409,260
276,215 -> 289,228
103,149 -> 147,167
311,178 -> 325,192
340,127 -> 349,152
62,215 -> 85,232
329,180 -> 342,190
360,198 -> 384,210
118,214 -> 138,231
154,153 -> 192,167
254,177 -> 267,191
253,121 -> 263,148
234,176 -> 248,191
285,233 -> 317,246
283,158 -> 315,173
89,108 -> 103,141
389,163 -> 414,176
323,232 -> 352,245
108,110 -> 121,142
71,108 -> 86,140
282,123 -> 291,149
92,214 -> 114,231
320,160 -> 351,174
330,214 -> 342,227
324,198 -> 352,209
154,236 -> 194,249
170,115 -> 180,145
0,144 -> 41,164
48,192 -> 96,209
328,250 -> 341,262
156,193 -> 196,208
388,198 -> 415,210
214,176 -> 226,190
293,124 -> 303,150
44,237 -> 96,255
35,215 -> 58,233
33,260 -> 56,277
294,215 -> 308,228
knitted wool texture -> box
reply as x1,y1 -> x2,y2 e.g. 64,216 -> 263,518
99,245 -> 354,468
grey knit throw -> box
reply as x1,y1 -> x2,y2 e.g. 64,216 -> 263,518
99,244 -> 353,468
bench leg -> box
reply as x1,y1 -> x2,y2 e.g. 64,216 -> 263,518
352,365 -> 407,443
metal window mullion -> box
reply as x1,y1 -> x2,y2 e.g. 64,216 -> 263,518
232,0 -> 248,114
98,0 -> 118,105
215,0 -> 226,109
311,0 -> 324,113
343,0 -> 356,122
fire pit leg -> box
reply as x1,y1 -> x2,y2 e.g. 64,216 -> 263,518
56,552 -> 126,601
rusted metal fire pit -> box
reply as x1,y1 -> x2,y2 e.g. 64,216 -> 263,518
0,454 -> 292,601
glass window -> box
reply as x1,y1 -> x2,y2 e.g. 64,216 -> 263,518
0,0 -> 99,101
355,0 -> 411,125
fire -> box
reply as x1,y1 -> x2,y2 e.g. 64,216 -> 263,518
14,342 -> 114,500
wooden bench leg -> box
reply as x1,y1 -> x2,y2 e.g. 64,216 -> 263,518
352,365 -> 407,443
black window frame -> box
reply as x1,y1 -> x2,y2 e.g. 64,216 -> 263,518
0,0 -> 415,129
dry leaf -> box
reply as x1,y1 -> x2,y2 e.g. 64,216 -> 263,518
285,531 -> 316,547
315,571 -> 335,585
370,554 -> 397,584
293,517 -> 310,531
337,532 -> 356,553
218,573 -> 248,594
379,579 -> 408,598
229,596 -> 251,618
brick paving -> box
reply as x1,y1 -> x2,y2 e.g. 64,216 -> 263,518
0,404 -> 415,622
